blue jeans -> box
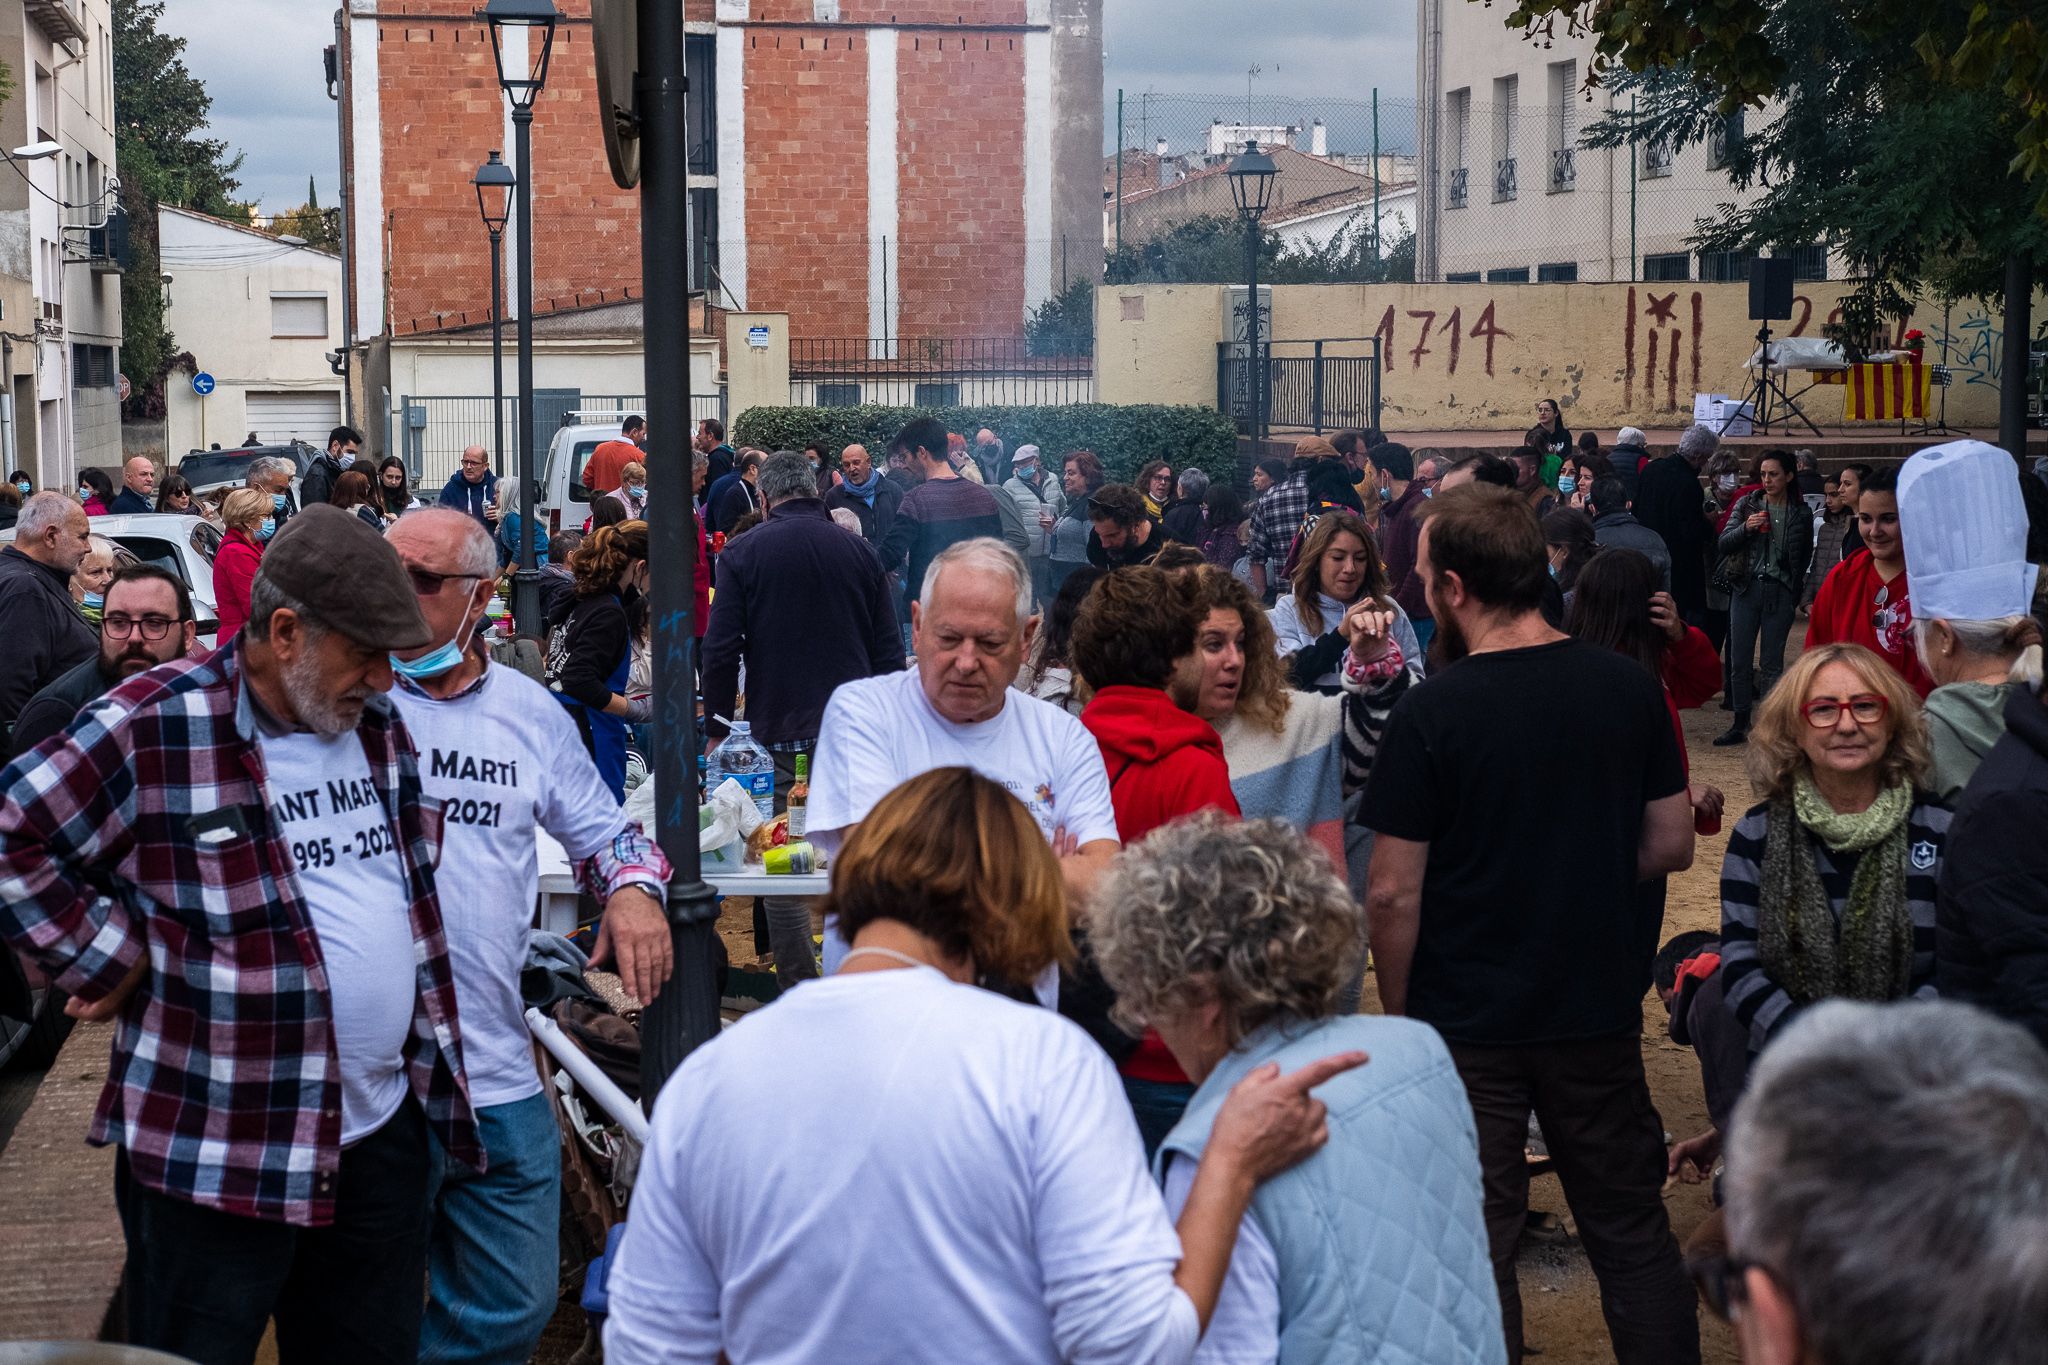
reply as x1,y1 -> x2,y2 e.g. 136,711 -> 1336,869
421,1091 -> 561,1364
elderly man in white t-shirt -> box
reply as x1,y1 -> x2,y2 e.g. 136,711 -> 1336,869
810,538 -> 1120,981
384,508 -> 675,1365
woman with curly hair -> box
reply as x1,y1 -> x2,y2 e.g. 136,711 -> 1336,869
1092,814 -> 1502,1364
1719,642 -> 1946,1058
1267,509 -> 1421,692
544,520 -> 650,798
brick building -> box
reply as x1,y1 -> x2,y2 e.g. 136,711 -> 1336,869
340,0 -> 1102,352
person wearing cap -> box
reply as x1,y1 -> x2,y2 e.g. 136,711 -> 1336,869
0,504 -> 479,1364
1246,437 -> 1363,601
382,507 -> 674,1363
1894,441 -> 2047,798
1000,444 -> 1059,606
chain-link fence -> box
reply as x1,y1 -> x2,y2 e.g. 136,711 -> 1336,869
1108,91 -> 1826,288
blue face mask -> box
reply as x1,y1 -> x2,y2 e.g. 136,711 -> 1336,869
257,517 -> 277,541
1423,486 -> 1435,499
1557,475 -> 1578,496
82,591 -> 104,609
271,493 -> 288,512
12,480 -> 28,495
1378,482 -> 1393,503
390,614 -> 479,680
77,486 -> 93,502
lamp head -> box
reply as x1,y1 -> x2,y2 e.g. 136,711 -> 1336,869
1226,139 -> 1279,219
473,150 -> 516,232
11,140 -> 62,161
481,0 -> 561,110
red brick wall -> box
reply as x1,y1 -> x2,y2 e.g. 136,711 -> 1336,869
895,30 -> 1026,336
741,30 -> 870,336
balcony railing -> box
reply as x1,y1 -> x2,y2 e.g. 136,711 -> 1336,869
1548,147 -> 1576,193
1447,166 -> 1469,209
1492,157 -> 1517,203
1642,140 -> 1674,179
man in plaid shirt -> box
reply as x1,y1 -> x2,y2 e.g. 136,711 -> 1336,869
1246,447 -> 1318,601
0,506 -> 480,1365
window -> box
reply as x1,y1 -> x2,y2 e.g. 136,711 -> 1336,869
913,383 -> 960,407
34,65 -> 53,141
1492,76 -> 1517,202
71,344 -> 115,388
1698,249 -> 1757,283
1548,61 -> 1577,194
1537,262 -> 1578,283
1446,88 -> 1470,208
1641,138 -> 1673,179
1486,267 -> 1530,284
1445,271 -> 1482,283
816,383 -> 862,407
1784,243 -> 1828,281
1643,252 -> 1690,281
270,293 -> 330,338
686,35 -> 716,176
1708,110 -> 1745,169
689,187 -> 720,293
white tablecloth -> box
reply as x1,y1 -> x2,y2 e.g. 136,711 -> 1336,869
534,830 -> 830,934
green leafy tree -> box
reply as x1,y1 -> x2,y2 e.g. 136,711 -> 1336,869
270,178 -> 342,254
1106,214 -> 1416,287
115,0 -> 250,420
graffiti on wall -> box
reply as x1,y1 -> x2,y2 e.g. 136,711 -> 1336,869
1622,287 -> 1706,412
1370,302 -> 1515,377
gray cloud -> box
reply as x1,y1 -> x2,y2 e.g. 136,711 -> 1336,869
157,0 -> 1416,209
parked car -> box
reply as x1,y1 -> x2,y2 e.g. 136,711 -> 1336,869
538,411 -> 644,536
1,513 -> 221,648
178,442 -> 314,500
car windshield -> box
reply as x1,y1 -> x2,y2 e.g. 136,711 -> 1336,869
178,447 -> 309,488
111,536 -> 183,577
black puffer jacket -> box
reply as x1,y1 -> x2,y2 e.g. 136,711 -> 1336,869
0,546 -> 95,737
1938,684 -> 2048,1047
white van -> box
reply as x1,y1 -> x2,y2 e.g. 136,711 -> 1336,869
537,412 -> 644,536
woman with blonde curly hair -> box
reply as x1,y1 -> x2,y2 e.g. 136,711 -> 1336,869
604,769 -> 1364,1365
1719,642 -> 1947,1059
544,519 -> 650,798
1092,813 -> 1503,1363
1267,509 -> 1421,692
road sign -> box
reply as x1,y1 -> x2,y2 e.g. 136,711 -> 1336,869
191,372 -> 216,397
118,373 -> 131,402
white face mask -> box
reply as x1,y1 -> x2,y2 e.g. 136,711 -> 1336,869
336,451 -> 357,470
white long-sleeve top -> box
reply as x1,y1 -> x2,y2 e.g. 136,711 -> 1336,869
603,966 -> 1201,1365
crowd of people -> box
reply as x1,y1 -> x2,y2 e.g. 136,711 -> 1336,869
1,406 -> 2047,1365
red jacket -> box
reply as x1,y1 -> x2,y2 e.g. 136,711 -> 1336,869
1660,624 -> 1722,779
1805,549 -> 1935,697
214,529 -> 263,641
1080,685 -> 1240,842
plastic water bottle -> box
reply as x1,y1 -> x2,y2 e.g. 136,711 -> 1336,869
709,721 -> 775,822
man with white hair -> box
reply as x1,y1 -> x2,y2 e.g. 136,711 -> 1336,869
111,456 -> 158,514
1711,1000 -> 2048,1365
808,537 -> 1120,984
1609,425 -> 1653,503
1634,422 -> 1720,622
0,490 -> 96,735
383,507 -> 673,1363
246,454 -> 300,529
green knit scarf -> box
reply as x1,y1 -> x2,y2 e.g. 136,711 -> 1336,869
1758,775 -> 1915,1007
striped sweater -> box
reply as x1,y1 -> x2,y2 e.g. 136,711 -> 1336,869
1719,796 -> 1949,1053
1214,665 -> 1409,872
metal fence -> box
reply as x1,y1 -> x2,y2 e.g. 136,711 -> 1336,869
1110,91 -> 1822,287
790,337 -> 1094,408
1217,339 -> 1384,436
393,391 -> 726,489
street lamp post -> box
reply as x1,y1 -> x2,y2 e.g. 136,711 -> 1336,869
1226,139 -> 1278,444
472,151 -> 515,482
483,0 -> 560,639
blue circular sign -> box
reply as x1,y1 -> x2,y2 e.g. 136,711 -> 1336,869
191,372 -> 216,396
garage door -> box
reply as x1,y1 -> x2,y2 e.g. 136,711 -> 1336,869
244,390 -> 343,447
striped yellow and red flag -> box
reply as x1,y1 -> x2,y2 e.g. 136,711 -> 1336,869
1813,360 -> 1928,420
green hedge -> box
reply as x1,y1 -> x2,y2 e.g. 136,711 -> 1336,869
731,403 -> 1239,485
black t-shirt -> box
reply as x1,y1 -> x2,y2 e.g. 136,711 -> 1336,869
1360,637 -> 1686,1044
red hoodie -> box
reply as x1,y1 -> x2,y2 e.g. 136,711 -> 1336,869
1080,685 -> 1239,1084
1805,548 -> 1935,697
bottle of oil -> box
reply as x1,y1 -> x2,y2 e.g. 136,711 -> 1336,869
787,753 -> 810,839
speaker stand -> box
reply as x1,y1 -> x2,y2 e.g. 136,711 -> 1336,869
1910,301 -> 1969,437
1724,325 -> 1825,439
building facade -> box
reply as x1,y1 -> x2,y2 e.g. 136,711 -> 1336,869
0,0 -> 122,486
158,206 -> 345,456
341,0 -> 1102,356
1414,0 -> 1822,287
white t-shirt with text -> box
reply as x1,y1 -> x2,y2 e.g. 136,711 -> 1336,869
261,727 -> 415,1144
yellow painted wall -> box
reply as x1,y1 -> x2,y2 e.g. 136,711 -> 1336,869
1101,282 -> 2022,431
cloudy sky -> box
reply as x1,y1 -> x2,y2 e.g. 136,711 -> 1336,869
160,0 -> 1414,212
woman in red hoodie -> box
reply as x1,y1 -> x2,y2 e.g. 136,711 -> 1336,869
212,487 -> 273,642
1070,565 -> 1239,1153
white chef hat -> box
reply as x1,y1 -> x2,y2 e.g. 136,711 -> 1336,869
1897,440 -> 2035,622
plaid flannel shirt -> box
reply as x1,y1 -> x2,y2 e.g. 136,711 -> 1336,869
0,640 -> 481,1227
1247,471 -> 1315,567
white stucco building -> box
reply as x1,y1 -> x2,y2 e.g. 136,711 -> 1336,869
159,206 -> 345,456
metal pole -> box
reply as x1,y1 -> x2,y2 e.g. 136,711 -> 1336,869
489,228 -> 505,475
636,0 -> 722,1099
1629,94 -> 1638,283
1371,89 -> 1381,273
2001,249 -> 2032,460
1246,212 -> 1262,442
511,106 -> 542,637
332,11 -> 355,428
1115,89 -> 1124,266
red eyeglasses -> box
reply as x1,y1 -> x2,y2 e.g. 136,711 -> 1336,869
1801,694 -> 1888,729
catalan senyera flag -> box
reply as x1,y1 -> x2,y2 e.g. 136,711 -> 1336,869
1812,359 -> 1929,421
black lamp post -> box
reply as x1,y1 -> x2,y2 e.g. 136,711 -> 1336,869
482,0 -> 560,638
472,151 -> 515,483
1226,139 -> 1278,443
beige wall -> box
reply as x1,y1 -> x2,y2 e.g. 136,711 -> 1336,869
1099,281 -> 2022,431
725,313 -> 791,424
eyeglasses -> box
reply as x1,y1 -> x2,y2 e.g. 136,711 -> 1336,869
405,566 -> 484,597
1801,693 -> 1888,729
460,460 -> 488,471
103,613 -> 179,640
1689,1252 -> 1758,1323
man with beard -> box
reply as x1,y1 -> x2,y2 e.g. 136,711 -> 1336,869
1359,484 -> 1700,1365
9,565 -> 198,755
0,505 -> 479,1364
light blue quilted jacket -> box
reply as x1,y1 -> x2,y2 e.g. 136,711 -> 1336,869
1156,1015 -> 1505,1365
